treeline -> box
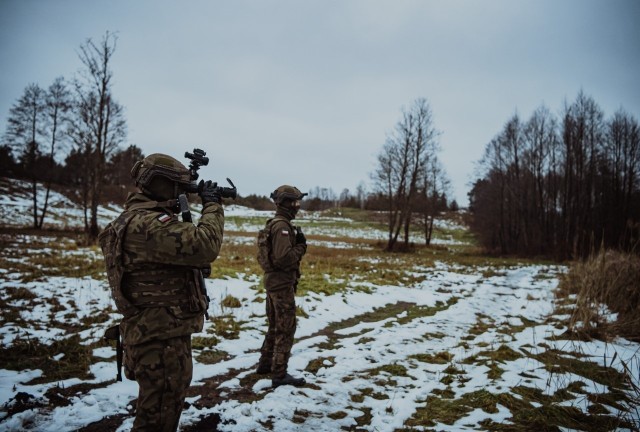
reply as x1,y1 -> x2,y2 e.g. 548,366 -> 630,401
469,90 -> 640,260
1,32 -> 128,238
2,32 -> 454,244
1,142 -> 142,197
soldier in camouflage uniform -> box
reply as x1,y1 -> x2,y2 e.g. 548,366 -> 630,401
98,153 -> 225,431
256,185 -> 308,388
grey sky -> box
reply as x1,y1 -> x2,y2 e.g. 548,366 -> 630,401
1,0 -> 639,205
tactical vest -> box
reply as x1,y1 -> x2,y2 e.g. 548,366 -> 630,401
98,208 -> 209,318
256,216 -> 292,273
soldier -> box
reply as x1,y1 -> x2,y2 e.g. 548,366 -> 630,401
98,153 -> 225,431
256,185 -> 308,388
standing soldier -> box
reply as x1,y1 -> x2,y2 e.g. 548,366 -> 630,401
256,185 -> 308,388
99,153 -> 226,431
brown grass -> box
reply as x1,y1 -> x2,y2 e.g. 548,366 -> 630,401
557,249 -> 640,341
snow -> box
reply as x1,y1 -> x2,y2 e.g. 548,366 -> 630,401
0,177 -> 638,431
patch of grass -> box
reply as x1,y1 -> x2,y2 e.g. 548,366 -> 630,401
5,287 -> 37,301
440,365 -> 468,386
397,298 -> 460,325
523,348 -> 629,388
468,313 -> 495,335
587,389 -> 631,411
220,295 -> 242,308
0,335 -> 96,384
327,410 -> 348,420
303,300 -> 459,351
484,387 -> 636,432
207,315 -> 246,340
351,406 -> 372,428
292,408 -> 311,424
432,387 -> 456,398
410,351 -> 454,364
192,335 -> 220,349
210,243 -> 262,279
462,344 -> 523,380
305,356 -> 335,374
79,309 -> 113,326
296,305 -> 309,318
556,249 -> 640,341
365,363 -> 411,378
403,393 -> 479,427
350,387 -> 389,403
422,331 -> 447,340
26,253 -> 105,282
194,349 -> 229,365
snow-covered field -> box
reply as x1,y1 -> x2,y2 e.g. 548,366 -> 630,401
0,178 -> 638,431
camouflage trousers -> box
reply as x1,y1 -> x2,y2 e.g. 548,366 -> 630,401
124,335 -> 193,432
258,286 -> 297,378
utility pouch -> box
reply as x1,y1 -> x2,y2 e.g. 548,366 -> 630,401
189,269 -> 210,319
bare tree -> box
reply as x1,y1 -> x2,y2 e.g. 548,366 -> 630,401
355,182 -> 367,209
561,91 -> 605,258
69,31 -> 127,239
373,98 -> 441,251
2,83 -> 46,228
416,156 -> 450,245
39,77 -> 73,228
603,109 -> 640,249
469,91 -> 640,259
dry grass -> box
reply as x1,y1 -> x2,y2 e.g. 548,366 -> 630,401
557,249 -> 640,341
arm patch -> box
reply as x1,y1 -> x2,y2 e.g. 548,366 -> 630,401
158,214 -> 172,223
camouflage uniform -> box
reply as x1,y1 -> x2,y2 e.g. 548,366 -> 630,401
100,154 -> 224,432
257,186 -> 307,385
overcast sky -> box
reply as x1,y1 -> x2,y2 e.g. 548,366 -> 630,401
1,0 -> 639,205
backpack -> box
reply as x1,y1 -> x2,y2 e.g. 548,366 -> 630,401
98,212 -> 140,318
256,216 -> 290,272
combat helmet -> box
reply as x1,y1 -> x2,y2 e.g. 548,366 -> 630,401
270,185 -> 308,204
131,153 -> 193,200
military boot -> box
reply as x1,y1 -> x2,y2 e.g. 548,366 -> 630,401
272,373 -> 306,388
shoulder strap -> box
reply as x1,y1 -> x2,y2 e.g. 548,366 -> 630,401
269,215 -> 293,230
126,199 -> 178,211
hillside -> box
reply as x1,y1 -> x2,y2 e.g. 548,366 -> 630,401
0,178 -> 638,431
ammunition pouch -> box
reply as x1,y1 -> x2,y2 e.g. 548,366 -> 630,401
123,268 -> 207,314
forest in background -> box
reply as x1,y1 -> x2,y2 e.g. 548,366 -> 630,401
1,31 -> 638,262
469,91 -> 640,260
0,32 -> 452,247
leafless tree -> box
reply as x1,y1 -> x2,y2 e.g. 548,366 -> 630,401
355,182 -> 367,209
38,77 -> 73,228
416,156 -> 449,245
561,91 -> 605,258
2,83 -> 46,228
69,31 -> 127,239
373,98 -> 442,251
470,91 -> 640,259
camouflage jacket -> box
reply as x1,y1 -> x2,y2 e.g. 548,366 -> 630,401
263,215 -> 306,291
117,193 -> 224,345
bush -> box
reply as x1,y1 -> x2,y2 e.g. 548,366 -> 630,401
557,249 -> 640,341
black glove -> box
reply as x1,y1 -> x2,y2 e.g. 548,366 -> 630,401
295,227 -> 306,245
200,180 -> 222,204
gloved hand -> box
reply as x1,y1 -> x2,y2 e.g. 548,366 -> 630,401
295,227 -> 306,245
200,180 -> 222,204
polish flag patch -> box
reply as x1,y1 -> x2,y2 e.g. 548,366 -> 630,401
281,230 -> 289,236
158,214 -> 172,223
